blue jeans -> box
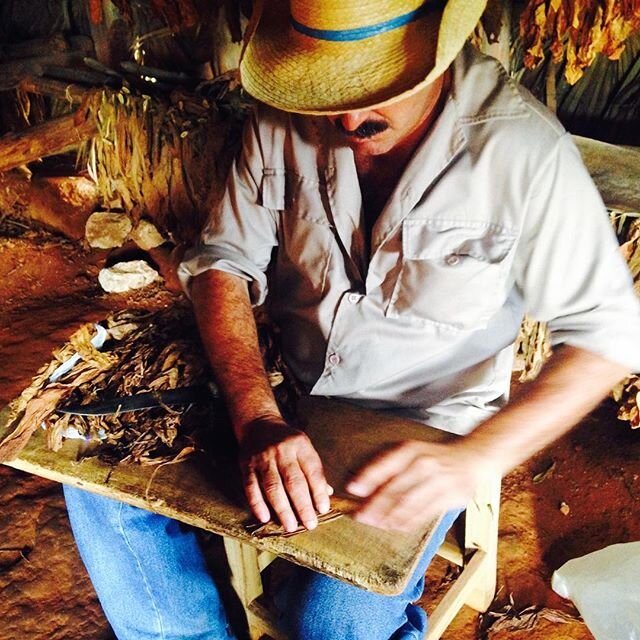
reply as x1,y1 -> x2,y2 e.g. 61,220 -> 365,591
64,485 -> 460,640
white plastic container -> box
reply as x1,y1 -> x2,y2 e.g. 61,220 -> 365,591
552,541 -> 640,640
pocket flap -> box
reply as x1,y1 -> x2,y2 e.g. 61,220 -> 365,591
403,220 -> 516,263
260,170 -> 285,210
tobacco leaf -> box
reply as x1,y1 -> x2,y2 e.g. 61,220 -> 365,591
481,592 -> 581,637
246,495 -> 361,539
519,0 -> 640,83
10,304 -> 301,468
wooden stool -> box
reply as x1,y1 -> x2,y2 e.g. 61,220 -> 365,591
224,473 -> 501,640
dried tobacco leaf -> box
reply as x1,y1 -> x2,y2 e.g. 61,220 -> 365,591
246,495 -> 361,539
520,0 -> 640,83
24,304 -> 302,467
0,341 -> 114,462
614,374 -> 640,428
481,592 -> 581,637
513,317 -> 551,382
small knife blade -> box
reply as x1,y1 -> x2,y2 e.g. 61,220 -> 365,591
59,384 -> 218,416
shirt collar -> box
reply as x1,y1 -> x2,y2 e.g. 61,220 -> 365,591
450,44 -> 530,125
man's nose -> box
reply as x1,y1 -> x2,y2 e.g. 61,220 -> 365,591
336,112 -> 369,132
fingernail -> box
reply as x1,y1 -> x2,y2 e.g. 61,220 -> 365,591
306,518 -> 318,530
327,484 -> 334,496
284,519 -> 298,533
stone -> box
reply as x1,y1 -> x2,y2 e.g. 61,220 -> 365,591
130,219 -> 166,250
85,212 -> 133,249
98,260 -> 160,293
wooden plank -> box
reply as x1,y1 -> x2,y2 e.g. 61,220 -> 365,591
223,538 -> 264,606
0,112 -> 97,173
425,550 -> 488,640
0,396 -> 452,595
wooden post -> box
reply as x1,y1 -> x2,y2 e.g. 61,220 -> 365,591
223,538 -> 286,640
462,474 -> 501,612
0,172 -> 99,240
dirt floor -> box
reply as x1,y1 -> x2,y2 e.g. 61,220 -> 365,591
1,220 -> 639,640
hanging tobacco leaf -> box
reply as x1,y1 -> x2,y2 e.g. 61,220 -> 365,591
520,0 -> 640,84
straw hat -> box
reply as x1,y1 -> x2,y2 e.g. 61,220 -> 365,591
240,0 -> 488,115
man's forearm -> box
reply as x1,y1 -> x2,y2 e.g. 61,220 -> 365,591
348,344 -> 630,531
191,269 -> 283,440
190,269 -> 331,530
457,344 -> 630,476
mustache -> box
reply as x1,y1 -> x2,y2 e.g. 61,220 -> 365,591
335,119 -> 389,139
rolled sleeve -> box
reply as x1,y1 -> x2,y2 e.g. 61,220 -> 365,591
515,133 -> 640,371
178,111 -> 278,306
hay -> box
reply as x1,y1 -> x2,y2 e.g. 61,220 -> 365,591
77,81 -> 250,244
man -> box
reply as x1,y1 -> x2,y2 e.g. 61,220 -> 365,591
64,0 -> 640,638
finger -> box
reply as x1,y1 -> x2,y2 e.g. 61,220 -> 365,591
297,447 -> 331,515
242,469 -> 271,524
346,442 -> 419,498
279,458 -> 319,530
358,481 -> 437,532
256,459 -> 299,532
354,459 -> 426,525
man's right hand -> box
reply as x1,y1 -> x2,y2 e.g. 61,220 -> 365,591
238,417 -> 332,532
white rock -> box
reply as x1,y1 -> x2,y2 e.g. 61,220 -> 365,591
98,260 -> 160,293
85,212 -> 133,248
130,219 -> 166,250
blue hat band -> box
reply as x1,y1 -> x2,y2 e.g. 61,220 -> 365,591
291,2 -> 435,42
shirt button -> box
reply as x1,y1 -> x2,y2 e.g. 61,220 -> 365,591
328,353 -> 341,366
348,293 -> 361,304
445,254 -> 460,266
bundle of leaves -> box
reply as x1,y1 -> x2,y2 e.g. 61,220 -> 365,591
520,0 -> 640,84
611,215 -> 640,429
47,306 -> 216,465
0,304 -> 298,466
78,85 -> 249,246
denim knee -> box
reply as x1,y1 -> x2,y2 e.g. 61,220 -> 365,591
281,567 -> 418,640
64,486 -> 236,640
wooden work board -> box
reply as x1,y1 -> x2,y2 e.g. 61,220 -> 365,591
0,395 -> 452,595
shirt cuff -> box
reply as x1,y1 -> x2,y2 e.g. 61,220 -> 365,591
177,245 -> 269,306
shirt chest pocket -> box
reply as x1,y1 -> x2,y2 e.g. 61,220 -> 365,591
261,171 -> 335,302
386,220 -> 516,331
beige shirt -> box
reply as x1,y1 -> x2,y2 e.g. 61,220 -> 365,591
179,46 -> 640,434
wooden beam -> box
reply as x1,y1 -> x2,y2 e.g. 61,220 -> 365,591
0,112 -> 97,174
1,33 -> 70,59
574,135 -> 640,213
18,76 -> 89,104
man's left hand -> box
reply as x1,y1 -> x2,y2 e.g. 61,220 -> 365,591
345,440 -> 492,532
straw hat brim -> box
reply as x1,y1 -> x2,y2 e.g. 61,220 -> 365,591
240,0 -> 487,115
